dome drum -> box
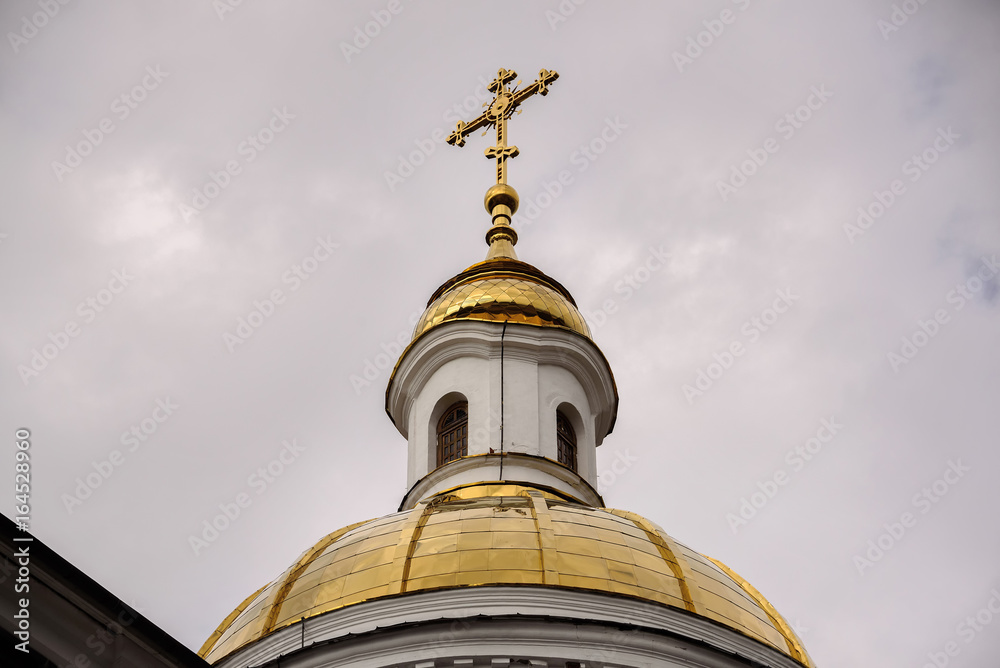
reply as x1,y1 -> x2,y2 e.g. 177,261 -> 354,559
386,319 -> 618,499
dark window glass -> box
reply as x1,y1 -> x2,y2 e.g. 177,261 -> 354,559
556,411 -> 577,471
437,403 -> 468,466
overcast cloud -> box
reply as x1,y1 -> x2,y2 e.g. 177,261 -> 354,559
2,1 -> 999,666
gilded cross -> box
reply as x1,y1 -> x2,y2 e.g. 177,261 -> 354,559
447,68 -> 559,185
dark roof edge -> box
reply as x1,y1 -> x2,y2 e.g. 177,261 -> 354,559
0,512 -> 209,667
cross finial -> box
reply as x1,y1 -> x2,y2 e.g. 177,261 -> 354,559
447,68 -> 559,186
446,68 -> 559,259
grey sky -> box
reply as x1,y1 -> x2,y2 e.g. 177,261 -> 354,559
2,1 -> 999,665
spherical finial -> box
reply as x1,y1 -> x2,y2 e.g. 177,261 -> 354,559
484,184 -> 519,215
483,184 -> 520,260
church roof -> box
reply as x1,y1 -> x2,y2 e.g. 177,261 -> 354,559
199,482 -> 813,666
411,258 -> 592,342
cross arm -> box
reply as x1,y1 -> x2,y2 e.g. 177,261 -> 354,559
446,111 -> 490,147
509,69 -> 559,111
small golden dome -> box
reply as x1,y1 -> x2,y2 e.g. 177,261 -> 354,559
200,483 -> 813,666
412,258 -> 591,341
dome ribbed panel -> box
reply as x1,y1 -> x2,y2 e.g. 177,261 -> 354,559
201,483 -> 810,666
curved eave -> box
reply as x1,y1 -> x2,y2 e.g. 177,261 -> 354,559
202,581 -> 812,667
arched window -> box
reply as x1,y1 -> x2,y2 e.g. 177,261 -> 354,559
436,402 -> 468,467
556,411 -> 577,471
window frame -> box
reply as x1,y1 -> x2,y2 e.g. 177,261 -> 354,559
436,402 -> 469,467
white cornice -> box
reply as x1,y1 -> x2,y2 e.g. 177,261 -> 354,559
386,320 -> 617,441
214,586 -> 805,668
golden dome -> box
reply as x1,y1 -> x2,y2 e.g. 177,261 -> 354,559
412,258 -> 591,341
200,483 -> 813,666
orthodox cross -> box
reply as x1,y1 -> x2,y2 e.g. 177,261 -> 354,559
447,68 -> 559,185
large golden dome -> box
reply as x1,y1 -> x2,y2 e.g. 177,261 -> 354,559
200,483 -> 813,666
412,258 -> 591,341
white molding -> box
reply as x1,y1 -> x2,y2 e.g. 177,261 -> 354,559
214,587 -> 803,668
